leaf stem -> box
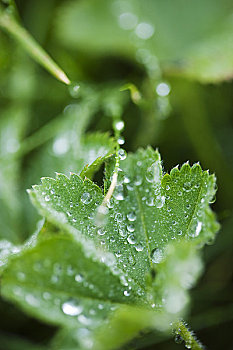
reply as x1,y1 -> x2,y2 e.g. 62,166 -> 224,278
172,320 -> 205,350
0,9 -> 71,85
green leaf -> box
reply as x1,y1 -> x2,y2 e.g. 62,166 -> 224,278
55,0 -> 233,83
25,102 -> 116,179
0,3 -> 70,84
1,234 -> 146,330
1,147 -> 218,349
28,147 -> 219,287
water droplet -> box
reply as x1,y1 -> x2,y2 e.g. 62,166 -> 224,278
25,294 -> 40,307
146,197 -> 154,207
135,244 -> 144,252
156,195 -> 165,208
119,228 -> 127,237
115,250 -> 122,257
97,228 -> 106,236
127,234 -> 136,244
195,221 -> 202,237
53,136 -> 69,155
43,292 -> 51,300
114,120 -> 125,131
127,212 -> 136,221
124,290 -> 130,296
116,213 -> 123,222
62,299 -> 83,316
114,185 -> 124,200
124,176 -> 130,184
134,175 -> 142,186
151,248 -> 163,263
183,182 -> 192,192
45,195 -> 50,202
174,334 -> 183,344
146,162 -> 160,183
67,265 -> 74,276
127,224 -> 135,233
135,22 -> 154,40
118,12 -> 138,30
156,82 -> 171,97
78,314 -> 92,326
75,273 -> 84,283
118,149 -> 127,161
117,136 -> 125,145
69,82 -> 81,98
81,192 -> 91,204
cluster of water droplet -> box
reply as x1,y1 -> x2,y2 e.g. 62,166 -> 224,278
0,240 -> 20,267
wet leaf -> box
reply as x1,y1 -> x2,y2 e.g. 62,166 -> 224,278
1,147 -> 218,349
28,147 -> 219,286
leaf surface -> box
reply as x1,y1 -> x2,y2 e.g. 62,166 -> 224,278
1,234 -> 145,330
28,148 -> 218,287
1,147 -> 219,349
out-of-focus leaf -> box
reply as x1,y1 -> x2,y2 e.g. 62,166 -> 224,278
55,0 -> 233,83
1,234 -> 146,330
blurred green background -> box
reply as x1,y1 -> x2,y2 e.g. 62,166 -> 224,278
0,0 -> 232,349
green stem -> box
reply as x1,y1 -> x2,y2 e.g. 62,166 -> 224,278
173,320 -> 204,350
0,8 -> 71,85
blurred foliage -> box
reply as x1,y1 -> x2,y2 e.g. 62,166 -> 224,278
0,0 -> 232,349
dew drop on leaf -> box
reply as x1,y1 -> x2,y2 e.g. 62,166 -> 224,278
135,22 -> 154,40
124,176 -> 130,184
134,175 -> 142,186
174,334 -> 183,344
69,82 -> 81,98
117,136 -> 125,145
127,212 -> 136,222
135,244 -> 144,252
127,235 -> 136,244
151,248 -> 163,263
156,195 -> 165,208
123,290 -> 130,296
78,314 -> 92,325
114,187 -> 124,201
114,120 -> 125,131
146,197 -> 154,207
156,82 -> 171,97
61,299 -> 83,316
118,149 -> 127,160
25,294 -> 40,307
127,224 -> 135,233
81,192 -> 92,204
183,182 -> 192,192
45,195 -> 50,202
97,228 -> 106,236
195,221 -> 202,237
75,273 -> 84,283
43,292 -> 51,300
